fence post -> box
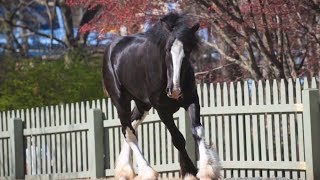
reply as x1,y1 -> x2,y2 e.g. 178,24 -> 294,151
88,109 -> 105,178
8,118 -> 24,179
178,109 -> 196,165
302,89 -> 320,180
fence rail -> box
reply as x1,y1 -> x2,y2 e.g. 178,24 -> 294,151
0,77 -> 319,179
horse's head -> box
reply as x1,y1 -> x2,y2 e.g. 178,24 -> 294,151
160,14 -> 200,99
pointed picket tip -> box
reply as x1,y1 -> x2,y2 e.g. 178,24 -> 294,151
236,81 -> 243,106
243,80 -> 250,105
55,105 -> 60,126
258,80 -> 264,105
311,77 -> 317,88
2,111 -> 7,131
288,78 -> 294,104
100,99 -> 107,119
30,107 -> 35,128
80,101 -> 86,123
230,81 -> 235,89
251,80 -> 257,105
70,102 -> 75,113
197,83 -> 203,107
15,109 -> 20,119
223,82 -> 228,106
0,111 -> 2,130
70,101 -> 77,124
197,83 -> 201,92
209,83 -> 216,107
85,100 -> 90,107
229,82 -> 235,106
91,99 -> 97,109
60,103 -> 66,125
96,99 -> 101,110
38,107 -> 44,127
19,109 -> 25,122
216,82 -> 222,107
74,102 -> 80,124
203,83 -> 209,107
80,101 -> 85,108
272,79 -> 279,105
65,103 -> 70,125
265,79 -> 271,105
50,105 -> 55,126
85,100 -> 91,116
303,77 -> 309,89
280,79 -> 286,104
295,78 -> 302,103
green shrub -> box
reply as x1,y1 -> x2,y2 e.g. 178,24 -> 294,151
0,53 -> 104,111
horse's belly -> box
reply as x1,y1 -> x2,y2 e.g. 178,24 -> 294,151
124,79 -> 164,104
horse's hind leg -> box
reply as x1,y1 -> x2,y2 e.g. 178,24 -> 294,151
115,101 -> 157,180
115,105 -> 148,179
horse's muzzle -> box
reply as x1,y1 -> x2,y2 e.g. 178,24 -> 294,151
166,87 -> 183,100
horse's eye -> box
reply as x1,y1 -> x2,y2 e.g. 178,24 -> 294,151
184,47 -> 191,53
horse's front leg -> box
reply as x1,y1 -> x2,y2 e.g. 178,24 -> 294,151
157,109 -> 198,178
186,97 -> 221,180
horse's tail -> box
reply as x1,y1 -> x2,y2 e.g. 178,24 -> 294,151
102,42 -> 121,97
101,79 -> 109,97
102,43 -> 112,97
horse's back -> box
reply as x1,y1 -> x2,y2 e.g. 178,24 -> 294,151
103,34 -> 147,71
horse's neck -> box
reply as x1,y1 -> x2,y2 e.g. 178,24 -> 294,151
146,24 -> 170,49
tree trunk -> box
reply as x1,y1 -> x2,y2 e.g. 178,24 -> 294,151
57,0 -> 75,48
5,27 -> 15,54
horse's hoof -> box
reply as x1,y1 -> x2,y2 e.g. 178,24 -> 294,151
134,166 -> 158,180
183,173 -> 197,180
197,140 -> 221,180
115,163 -> 135,180
196,165 -> 220,180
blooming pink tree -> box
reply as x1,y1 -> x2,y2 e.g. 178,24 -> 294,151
67,0 -> 319,81
67,0 -> 165,34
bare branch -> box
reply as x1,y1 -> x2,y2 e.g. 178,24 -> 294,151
211,24 -> 250,64
204,40 -> 263,80
5,19 -> 67,47
44,0 -> 54,49
296,48 -> 308,71
9,0 -> 37,22
195,62 -> 235,76
211,0 -> 244,24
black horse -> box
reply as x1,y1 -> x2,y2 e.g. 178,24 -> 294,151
102,13 -> 220,180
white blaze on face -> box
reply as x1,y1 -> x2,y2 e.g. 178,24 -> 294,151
170,39 -> 185,89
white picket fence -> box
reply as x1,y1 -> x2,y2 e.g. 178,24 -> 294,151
0,77 -> 319,179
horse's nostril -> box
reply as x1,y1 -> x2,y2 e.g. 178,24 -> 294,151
166,88 -> 172,96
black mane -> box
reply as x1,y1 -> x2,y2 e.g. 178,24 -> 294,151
146,13 -> 199,50
145,20 -> 170,48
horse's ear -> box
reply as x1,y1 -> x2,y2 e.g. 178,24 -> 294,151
160,13 -> 180,32
160,16 -> 166,22
160,19 -> 174,32
191,23 -> 200,33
